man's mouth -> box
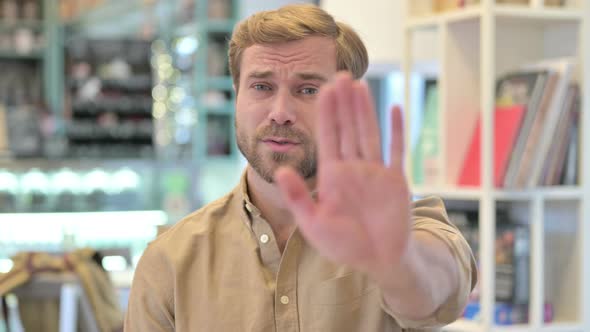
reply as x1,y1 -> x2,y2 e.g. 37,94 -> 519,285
261,137 -> 301,152
263,137 -> 299,145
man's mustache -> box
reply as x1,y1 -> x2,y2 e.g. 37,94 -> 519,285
256,124 -> 308,142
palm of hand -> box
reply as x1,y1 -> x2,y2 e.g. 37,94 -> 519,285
276,73 -> 411,278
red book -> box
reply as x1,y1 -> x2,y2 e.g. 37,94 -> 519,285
458,106 -> 527,187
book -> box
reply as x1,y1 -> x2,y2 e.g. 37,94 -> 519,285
495,220 -> 530,305
499,70 -> 551,188
561,110 -> 580,186
520,58 -> 576,187
412,82 -> 440,186
540,85 -> 579,186
457,105 -> 527,187
463,301 -> 554,325
495,70 -> 548,108
454,206 -> 537,325
510,72 -> 559,188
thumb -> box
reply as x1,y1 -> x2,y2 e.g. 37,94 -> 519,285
274,167 -> 316,222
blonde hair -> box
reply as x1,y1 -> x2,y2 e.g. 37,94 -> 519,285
228,4 -> 368,90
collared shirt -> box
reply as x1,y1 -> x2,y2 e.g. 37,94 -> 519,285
125,173 -> 477,332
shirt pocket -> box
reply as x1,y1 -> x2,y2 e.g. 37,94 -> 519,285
311,272 -> 377,305
307,274 -> 396,331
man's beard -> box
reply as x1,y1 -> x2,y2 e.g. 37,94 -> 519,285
236,122 -> 317,183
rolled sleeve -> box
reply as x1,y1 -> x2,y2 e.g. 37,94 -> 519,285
381,196 -> 478,329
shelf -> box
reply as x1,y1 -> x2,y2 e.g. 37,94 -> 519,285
0,210 -> 167,225
0,50 -> 43,60
406,5 -> 482,30
411,186 -> 582,201
412,186 -> 482,200
489,325 -> 532,332
406,4 -> 582,30
71,96 -> 153,115
494,5 -> 583,22
468,325 -> 586,332
539,322 -> 584,332
0,158 -> 159,169
63,0 -> 146,27
0,20 -> 43,31
61,0 -> 178,43
0,211 -> 168,261
443,319 -> 483,332
446,323 -> 583,332
70,76 -> 152,92
494,187 -> 582,201
68,136 -> 153,144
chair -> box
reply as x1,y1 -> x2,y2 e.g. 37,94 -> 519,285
9,273 -> 100,332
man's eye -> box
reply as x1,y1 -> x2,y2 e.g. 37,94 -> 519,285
300,87 -> 318,95
253,84 -> 271,91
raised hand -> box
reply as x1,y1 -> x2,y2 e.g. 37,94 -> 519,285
275,72 -> 412,281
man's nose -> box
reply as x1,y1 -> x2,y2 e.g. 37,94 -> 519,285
268,89 -> 296,125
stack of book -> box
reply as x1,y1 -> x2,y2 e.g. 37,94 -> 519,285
65,38 -> 155,159
448,208 -> 553,325
458,58 -> 579,188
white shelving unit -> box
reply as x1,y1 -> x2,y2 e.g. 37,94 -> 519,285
402,1 -> 589,331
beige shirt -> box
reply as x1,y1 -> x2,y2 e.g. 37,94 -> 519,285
125,174 -> 477,332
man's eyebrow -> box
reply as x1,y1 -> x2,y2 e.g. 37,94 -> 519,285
296,72 -> 328,82
245,71 -> 328,82
246,71 -> 274,79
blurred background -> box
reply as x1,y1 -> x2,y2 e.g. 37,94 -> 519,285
0,0 -> 405,271
0,0 -> 587,331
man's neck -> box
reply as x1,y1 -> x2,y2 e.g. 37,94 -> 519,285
246,167 -> 314,252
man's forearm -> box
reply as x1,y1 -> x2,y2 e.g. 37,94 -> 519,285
375,231 -> 460,320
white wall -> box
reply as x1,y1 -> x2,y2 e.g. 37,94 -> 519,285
238,1 -> 421,71
238,0 -> 316,20
321,0 -> 405,67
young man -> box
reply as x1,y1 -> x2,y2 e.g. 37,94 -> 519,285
125,4 -> 477,331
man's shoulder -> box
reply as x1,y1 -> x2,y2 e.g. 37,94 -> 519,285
146,190 -> 241,255
130,190 -> 246,291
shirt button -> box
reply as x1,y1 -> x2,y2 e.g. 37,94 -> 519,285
280,295 -> 290,305
260,234 -> 270,244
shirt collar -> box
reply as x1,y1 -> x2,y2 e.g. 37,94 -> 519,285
236,168 -> 318,226
240,170 -> 262,219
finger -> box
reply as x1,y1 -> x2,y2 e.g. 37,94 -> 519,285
354,80 -> 382,162
389,105 -> 405,170
275,166 -> 316,222
317,84 -> 340,161
334,72 -> 360,159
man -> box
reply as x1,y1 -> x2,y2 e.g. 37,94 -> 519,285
125,4 -> 477,331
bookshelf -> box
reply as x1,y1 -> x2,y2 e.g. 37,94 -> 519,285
0,0 -> 63,157
168,0 -> 244,204
0,0 -> 242,263
57,0 -> 243,204
403,0 -> 589,331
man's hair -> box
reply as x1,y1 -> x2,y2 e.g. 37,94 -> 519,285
228,4 -> 368,90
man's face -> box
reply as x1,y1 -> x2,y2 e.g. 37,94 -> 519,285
235,36 -> 338,183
